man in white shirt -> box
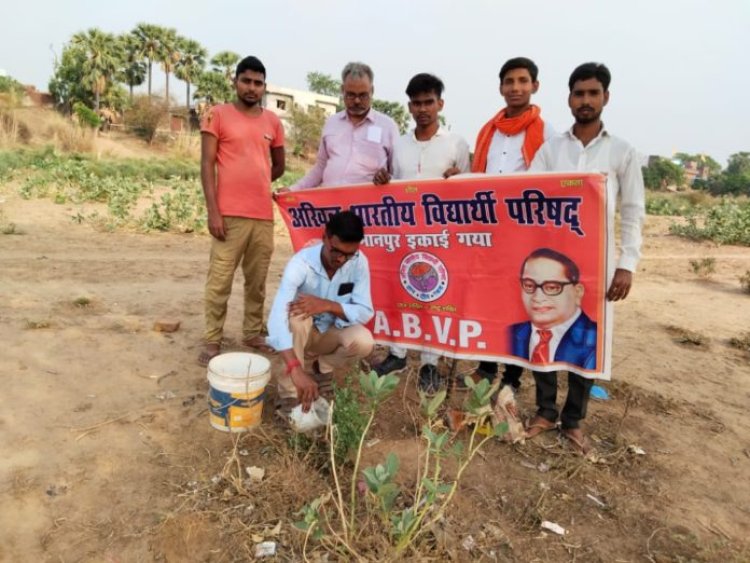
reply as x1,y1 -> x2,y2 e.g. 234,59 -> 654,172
267,211 -> 375,415
370,73 -> 470,392
526,62 -> 646,454
471,57 -> 555,394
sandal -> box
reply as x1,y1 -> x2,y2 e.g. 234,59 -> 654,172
242,335 -> 275,354
560,428 -> 592,455
313,361 -> 335,400
525,415 -> 558,439
197,343 -> 221,367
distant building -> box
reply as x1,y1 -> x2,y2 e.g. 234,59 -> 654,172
22,85 -> 54,107
681,158 -> 711,185
264,84 -> 339,127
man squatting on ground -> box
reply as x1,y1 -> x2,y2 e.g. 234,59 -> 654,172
469,56 -> 556,393
198,56 -> 285,366
525,62 -> 646,454
266,211 -> 375,414
370,72 -> 470,392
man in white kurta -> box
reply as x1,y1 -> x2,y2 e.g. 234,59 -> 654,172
526,62 -> 645,454
370,73 -> 470,392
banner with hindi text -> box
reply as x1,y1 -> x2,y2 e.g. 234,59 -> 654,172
274,173 -> 613,380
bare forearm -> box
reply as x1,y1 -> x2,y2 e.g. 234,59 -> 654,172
201,160 -> 219,214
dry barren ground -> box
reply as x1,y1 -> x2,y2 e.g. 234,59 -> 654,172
1,184 -> 749,562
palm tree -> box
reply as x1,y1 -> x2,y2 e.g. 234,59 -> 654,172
211,51 -> 240,82
118,33 -> 146,103
194,71 -> 233,105
132,23 -> 164,98
158,27 -> 181,107
174,38 -> 207,110
72,28 -> 120,111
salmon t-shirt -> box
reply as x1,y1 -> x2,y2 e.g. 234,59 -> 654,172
201,104 -> 285,221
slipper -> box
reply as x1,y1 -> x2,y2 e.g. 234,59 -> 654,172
560,428 -> 592,455
242,336 -> 275,354
525,415 -> 557,439
312,361 -> 335,400
197,344 -> 221,367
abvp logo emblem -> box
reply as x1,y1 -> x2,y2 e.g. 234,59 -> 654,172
399,251 -> 448,303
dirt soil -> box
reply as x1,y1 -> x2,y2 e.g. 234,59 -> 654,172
1,183 -> 749,562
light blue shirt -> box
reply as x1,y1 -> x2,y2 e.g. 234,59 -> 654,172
267,242 -> 374,351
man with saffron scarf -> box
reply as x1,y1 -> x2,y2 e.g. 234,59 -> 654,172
470,57 -> 555,393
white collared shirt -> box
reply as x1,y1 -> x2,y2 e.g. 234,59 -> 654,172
485,122 -> 556,174
530,126 -> 645,272
266,243 -> 374,351
528,309 -> 582,361
392,127 -> 470,180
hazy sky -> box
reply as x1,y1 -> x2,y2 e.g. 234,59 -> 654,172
2,0 -> 748,165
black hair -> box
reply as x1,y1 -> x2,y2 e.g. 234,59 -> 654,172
520,248 -> 580,284
499,57 -> 539,82
326,211 -> 364,243
568,62 -> 611,92
405,73 -> 444,99
235,56 -> 266,79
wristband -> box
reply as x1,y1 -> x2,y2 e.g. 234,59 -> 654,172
285,359 -> 302,375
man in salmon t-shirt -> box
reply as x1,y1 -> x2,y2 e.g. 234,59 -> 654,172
198,55 -> 286,366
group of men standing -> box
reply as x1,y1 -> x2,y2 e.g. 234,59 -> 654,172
197,55 -> 645,454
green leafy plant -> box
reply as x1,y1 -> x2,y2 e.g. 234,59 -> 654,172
670,199 -> 750,246
331,376 -> 367,463
73,102 -> 102,129
294,370 -> 506,559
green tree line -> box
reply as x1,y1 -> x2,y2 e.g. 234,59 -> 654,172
642,152 -> 750,197
49,23 -> 239,113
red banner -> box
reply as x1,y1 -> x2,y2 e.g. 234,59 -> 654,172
275,173 -> 613,379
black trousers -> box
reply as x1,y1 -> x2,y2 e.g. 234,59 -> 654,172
533,371 -> 593,429
477,361 -> 523,389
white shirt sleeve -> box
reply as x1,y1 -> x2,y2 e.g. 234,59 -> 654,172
456,137 -> 471,173
615,145 -> 646,272
529,140 -> 552,172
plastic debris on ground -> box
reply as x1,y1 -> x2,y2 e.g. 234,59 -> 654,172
245,466 -> 265,482
590,384 -> 609,400
541,521 -> 566,535
254,541 -> 277,558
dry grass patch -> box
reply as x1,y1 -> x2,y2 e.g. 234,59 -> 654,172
665,324 -> 709,348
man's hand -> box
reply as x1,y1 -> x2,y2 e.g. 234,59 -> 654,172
289,294 -> 331,318
289,366 -> 319,411
208,210 -> 226,241
607,268 -> 633,301
373,168 -> 391,185
443,166 -> 461,179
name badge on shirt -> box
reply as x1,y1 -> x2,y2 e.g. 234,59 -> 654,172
366,125 -> 382,144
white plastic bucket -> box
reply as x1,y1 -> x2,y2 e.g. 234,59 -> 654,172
207,352 -> 271,432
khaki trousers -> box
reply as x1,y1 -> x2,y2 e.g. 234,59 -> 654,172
276,314 -> 375,400
204,217 -> 273,344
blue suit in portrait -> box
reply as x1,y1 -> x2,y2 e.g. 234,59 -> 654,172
509,311 -> 598,370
